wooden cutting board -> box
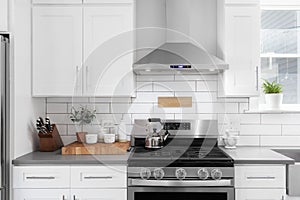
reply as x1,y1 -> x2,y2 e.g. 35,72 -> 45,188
61,142 -> 130,155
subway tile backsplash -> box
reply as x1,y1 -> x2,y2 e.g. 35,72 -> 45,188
46,75 -> 300,147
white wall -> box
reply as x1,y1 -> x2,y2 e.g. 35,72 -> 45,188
13,0 -> 45,158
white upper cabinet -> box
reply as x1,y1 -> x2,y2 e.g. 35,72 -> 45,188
0,0 -> 8,31
218,1 -> 260,97
32,7 -> 83,97
32,2 -> 135,97
83,5 -> 134,96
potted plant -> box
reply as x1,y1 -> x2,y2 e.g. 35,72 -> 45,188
262,80 -> 283,109
70,105 -> 96,143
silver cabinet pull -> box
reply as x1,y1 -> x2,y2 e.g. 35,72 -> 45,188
83,176 -> 113,180
26,176 -> 55,180
246,176 -> 275,180
85,65 -> 89,92
256,66 -> 259,91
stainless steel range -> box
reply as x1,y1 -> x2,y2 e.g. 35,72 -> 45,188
128,120 -> 234,200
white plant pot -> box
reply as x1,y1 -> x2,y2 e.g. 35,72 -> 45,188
265,93 -> 283,109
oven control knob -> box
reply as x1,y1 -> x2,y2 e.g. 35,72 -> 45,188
153,168 -> 165,180
140,168 -> 151,180
197,168 -> 209,180
175,168 -> 187,180
211,169 -> 222,180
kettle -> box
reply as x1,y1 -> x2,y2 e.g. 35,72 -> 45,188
145,118 -> 170,149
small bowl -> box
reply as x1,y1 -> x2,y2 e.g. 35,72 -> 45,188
104,134 -> 116,144
222,136 -> 238,149
85,134 -> 98,144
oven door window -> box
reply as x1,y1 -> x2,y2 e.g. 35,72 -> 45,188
135,192 -> 228,200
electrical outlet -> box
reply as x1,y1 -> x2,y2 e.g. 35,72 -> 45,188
228,115 -> 241,132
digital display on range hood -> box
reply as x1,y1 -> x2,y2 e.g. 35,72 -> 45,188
170,65 -> 192,69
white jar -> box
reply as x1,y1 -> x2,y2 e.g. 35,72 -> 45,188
85,134 -> 98,144
118,119 -> 127,142
104,134 -> 116,144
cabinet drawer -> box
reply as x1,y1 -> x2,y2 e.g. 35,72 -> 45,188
13,166 -> 70,189
32,0 -> 82,4
71,166 -> 127,188
236,189 -> 286,200
235,165 -> 286,188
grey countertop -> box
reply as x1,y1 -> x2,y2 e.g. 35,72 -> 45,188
12,150 -> 131,166
13,147 -> 296,166
221,147 -> 295,165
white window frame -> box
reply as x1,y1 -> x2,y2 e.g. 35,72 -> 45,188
249,3 -> 300,113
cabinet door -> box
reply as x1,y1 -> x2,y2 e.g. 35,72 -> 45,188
0,0 -> 8,31
236,189 -> 285,200
83,5 -> 134,97
32,7 -> 83,97
71,189 -> 127,200
14,189 -> 69,200
219,5 -> 260,97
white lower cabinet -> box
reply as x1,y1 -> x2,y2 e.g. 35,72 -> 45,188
14,189 -> 69,200
235,165 -> 286,200
71,189 -> 127,200
236,189 -> 286,200
13,166 -> 127,200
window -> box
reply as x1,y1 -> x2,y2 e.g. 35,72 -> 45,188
261,9 -> 300,104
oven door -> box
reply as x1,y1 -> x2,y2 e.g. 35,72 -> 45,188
128,187 -> 234,200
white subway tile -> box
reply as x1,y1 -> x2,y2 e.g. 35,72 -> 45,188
46,103 -> 68,114
260,136 -> 300,146
136,82 -> 153,92
196,81 -> 217,92
282,125 -> 300,135
56,125 -> 67,136
240,124 -> 281,135
175,114 -> 217,120
175,92 -> 217,102
175,75 -> 217,81
217,97 -> 249,103
240,114 -> 260,124
196,103 -> 239,114
153,81 -> 196,92
68,124 -> 82,135
132,114 -> 174,122
94,114 -> 131,124
154,103 -> 196,114
47,114 -> 70,124
46,98 -> 72,103
127,103 -> 154,114
83,124 -> 102,133
90,97 -> 131,103
137,75 -> 174,82
261,114 -> 300,125
68,103 -> 110,114
237,136 -> 260,146
134,92 -> 174,103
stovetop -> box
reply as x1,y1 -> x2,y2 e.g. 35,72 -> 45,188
128,145 -> 233,167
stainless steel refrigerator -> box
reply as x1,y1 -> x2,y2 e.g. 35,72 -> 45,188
0,35 -> 10,200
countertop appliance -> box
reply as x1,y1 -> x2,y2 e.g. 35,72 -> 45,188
128,120 -> 234,200
133,43 -> 229,75
0,35 -> 9,200
273,149 -> 300,196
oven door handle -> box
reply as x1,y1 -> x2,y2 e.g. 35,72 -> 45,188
128,179 -> 233,187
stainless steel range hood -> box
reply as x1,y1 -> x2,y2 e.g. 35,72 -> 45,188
133,43 -> 229,75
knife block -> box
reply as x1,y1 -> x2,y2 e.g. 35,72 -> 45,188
38,124 -> 64,152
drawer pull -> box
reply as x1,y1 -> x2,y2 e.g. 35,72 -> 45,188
26,176 -> 56,180
83,176 -> 113,180
246,176 -> 276,180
